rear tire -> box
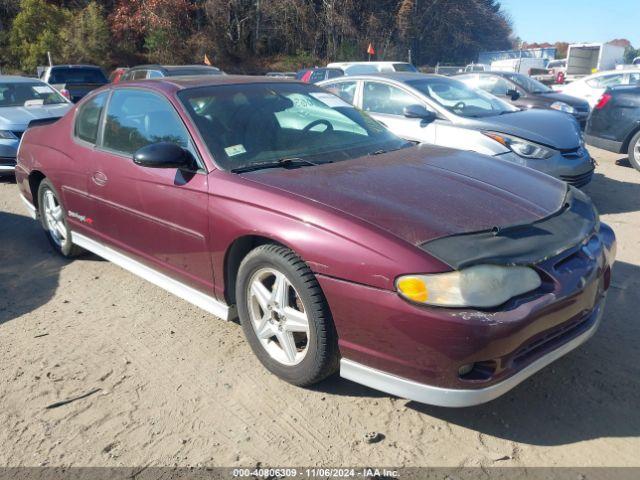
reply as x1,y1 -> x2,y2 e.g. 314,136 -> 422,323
628,131 -> 640,172
37,178 -> 84,258
236,244 -> 339,386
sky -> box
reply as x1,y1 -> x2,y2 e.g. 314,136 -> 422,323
499,0 -> 639,47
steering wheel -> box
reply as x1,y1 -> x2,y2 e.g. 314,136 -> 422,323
302,119 -> 333,134
453,101 -> 466,111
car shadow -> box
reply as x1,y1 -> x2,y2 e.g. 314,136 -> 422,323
583,170 -> 640,215
0,210 -> 69,324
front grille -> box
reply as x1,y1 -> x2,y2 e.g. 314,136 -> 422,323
560,169 -> 594,187
0,156 -> 16,166
11,131 -> 24,139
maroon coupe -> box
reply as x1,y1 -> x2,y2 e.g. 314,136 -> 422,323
15,76 -> 615,407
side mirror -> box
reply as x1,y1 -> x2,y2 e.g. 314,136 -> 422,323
403,104 -> 436,122
506,89 -> 520,101
133,142 -> 192,169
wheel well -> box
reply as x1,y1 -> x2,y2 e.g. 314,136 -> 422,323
621,126 -> 640,154
28,171 -> 46,208
224,235 -> 283,305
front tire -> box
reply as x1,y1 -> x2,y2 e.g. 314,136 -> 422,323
628,131 -> 640,172
38,178 -> 84,258
236,244 -> 339,386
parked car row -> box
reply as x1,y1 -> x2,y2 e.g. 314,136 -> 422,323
319,73 -> 594,186
12,73 -> 615,408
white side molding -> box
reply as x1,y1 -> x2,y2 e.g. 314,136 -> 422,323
19,193 -> 38,219
340,303 -> 604,408
71,231 -> 231,321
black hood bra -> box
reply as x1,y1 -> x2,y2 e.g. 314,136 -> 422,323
420,187 -> 599,269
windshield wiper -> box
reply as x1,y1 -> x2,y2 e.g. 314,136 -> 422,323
369,143 -> 413,156
230,157 -> 321,173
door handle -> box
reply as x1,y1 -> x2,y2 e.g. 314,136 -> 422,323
92,171 -> 108,186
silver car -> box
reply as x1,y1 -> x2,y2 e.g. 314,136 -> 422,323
0,76 -> 72,176
318,73 -> 595,187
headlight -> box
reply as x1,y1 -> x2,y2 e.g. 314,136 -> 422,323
483,132 -> 554,159
396,265 -> 541,308
550,101 -> 576,114
0,130 -> 18,140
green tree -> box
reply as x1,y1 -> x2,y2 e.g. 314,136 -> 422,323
9,0 -> 70,72
61,2 -> 110,65
624,45 -> 640,64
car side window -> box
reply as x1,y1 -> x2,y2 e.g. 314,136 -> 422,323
147,70 -> 163,79
323,81 -> 357,104
477,76 -> 511,96
587,74 -> 623,88
309,70 -> 326,83
629,73 -> 640,84
131,70 -> 148,80
363,82 -> 420,116
102,89 -> 192,156
74,92 -> 108,144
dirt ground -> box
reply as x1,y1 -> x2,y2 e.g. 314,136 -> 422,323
1,147 -> 639,469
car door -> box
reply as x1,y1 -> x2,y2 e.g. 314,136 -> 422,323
88,88 -> 214,292
62,91 -> 109,235
321,80 -> 359,105
361,81 -> 436,143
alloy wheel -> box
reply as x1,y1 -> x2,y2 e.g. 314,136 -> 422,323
42,189 -> 66,247
634,138 -> 640,164
247,267 -> 310,366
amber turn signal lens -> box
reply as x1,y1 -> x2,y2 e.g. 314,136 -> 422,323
397,277 -> 429,303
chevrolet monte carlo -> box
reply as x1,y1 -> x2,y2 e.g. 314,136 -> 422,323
15,76 -> 615,407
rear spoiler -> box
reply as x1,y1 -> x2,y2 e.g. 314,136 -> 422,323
27,117 -> 63,129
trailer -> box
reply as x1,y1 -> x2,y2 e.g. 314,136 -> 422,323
565,43 -> 625,81
490,57 -> 547,74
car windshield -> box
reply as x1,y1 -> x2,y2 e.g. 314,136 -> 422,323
503,73 -> 552,93
179,82 -> 409,171
49,67 -> 107,84
0,81 -> 68,107
406,77 -> 518,118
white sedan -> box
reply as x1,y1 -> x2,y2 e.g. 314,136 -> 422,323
558,69 -> 640,107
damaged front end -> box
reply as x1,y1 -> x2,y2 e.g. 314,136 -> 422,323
420,186 -> 615,270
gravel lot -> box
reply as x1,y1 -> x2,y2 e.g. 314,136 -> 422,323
1,148 -> 639,468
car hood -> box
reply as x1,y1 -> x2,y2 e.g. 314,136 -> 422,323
463,109 -> 582,150
0,104 -> 72,130
535,91 -> 590,109
243,145 -> 567,246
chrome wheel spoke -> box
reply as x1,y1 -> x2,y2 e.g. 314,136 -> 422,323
251,281 -> 271,311
276,330 -> 298,363
51,206 -> 63,221
54,221 -> 67,240
271,272 -> 288,309
283,307 -> 308,333
256,317 -> 274,339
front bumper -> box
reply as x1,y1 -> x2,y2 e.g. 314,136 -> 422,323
321,223 -> 615,407
497,147 -> 594,187
341,301 -> 604,408
0,139 -> 19,174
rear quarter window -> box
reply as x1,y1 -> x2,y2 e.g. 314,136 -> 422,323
74,92 -> 108,144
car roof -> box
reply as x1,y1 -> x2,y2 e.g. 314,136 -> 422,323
112,75 -> 299,94
0,75 -> 45,83
321,72 -> 442,82
50,64 -> 102,69
130,64 -> 220,71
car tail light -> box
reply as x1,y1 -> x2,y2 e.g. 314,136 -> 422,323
595,93 -> 612,110
60,88 -> 71,101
